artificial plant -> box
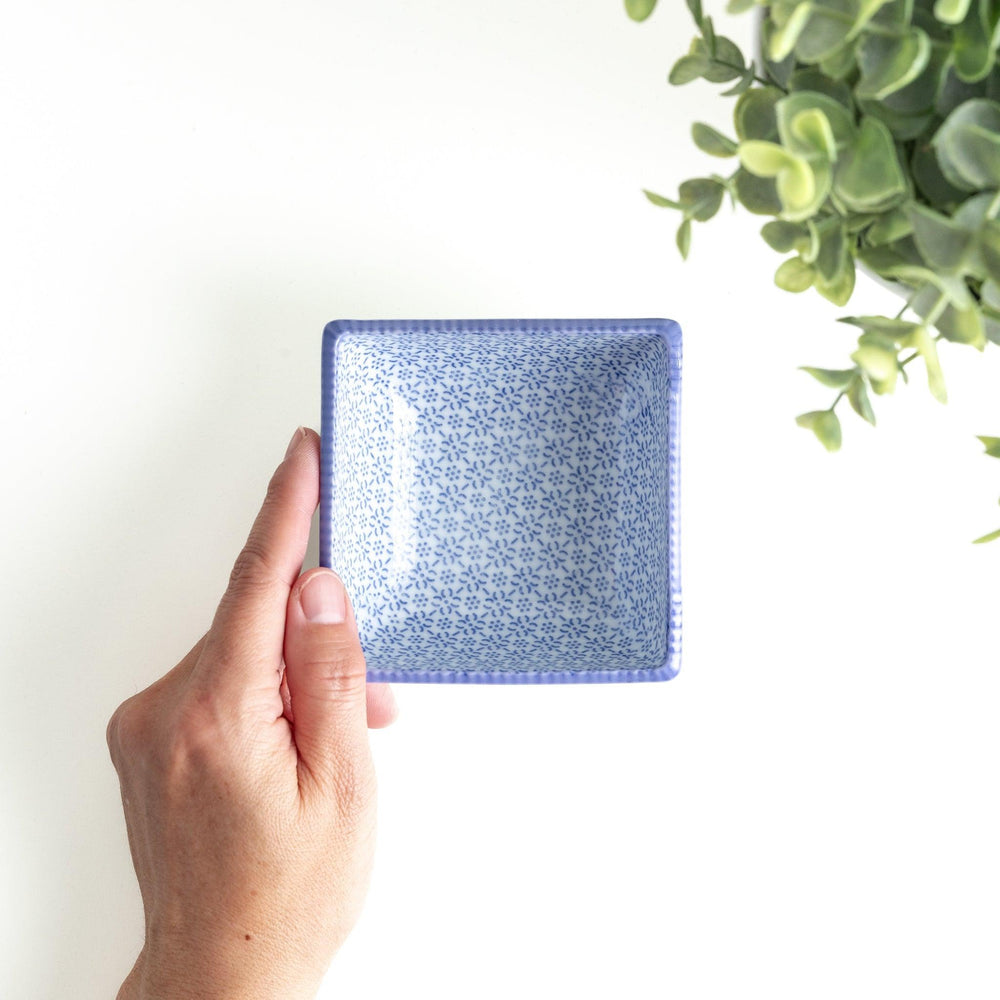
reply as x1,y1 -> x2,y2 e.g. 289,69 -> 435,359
628,0 -> 1000,540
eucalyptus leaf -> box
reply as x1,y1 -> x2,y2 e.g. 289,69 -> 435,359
800,366 -> 856,388
795,3 -> 858,63
777,91 -> 856,150
679,177 -> 726,220
979,219 -> 1000,284
814,254 -> 855,304
722,66 -> 758,96
734,87 -> 782,142
677,217 -> 693,258
978,435 -> 1000,457
905,324 -> 948,402
740,141 -> 827,220
625,0 -> 658,21
692,122 -> 739,156
848,375 -> 877,425
851,334 -> 899,392
733,167 -> 783,214
856,28 -> 932,100
932,99 -> 1000,190
865,207 -> 914,244
670,53 -> 712,85
951,0 -> 996,82
834,116 -> 909,212
972,527 -> 1000,543
775,255 -> 815,291
761,219 -> 807,252
770,3 -> 814,61
934,0 -> 972,25
644,189 -> 683,209
906,202 -> 975,272
796,409 -> 842,451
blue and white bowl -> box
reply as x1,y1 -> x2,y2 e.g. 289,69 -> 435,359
320,318 -> 682,683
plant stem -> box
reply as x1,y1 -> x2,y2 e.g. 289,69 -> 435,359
830,390 -> 846,412
711,58 -> 778,90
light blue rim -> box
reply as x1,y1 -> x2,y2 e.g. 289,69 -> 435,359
320,318 -> 682,684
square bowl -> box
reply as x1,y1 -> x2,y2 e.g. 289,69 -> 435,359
320,318 -> 681,683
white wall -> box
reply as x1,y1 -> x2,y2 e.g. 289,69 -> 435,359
3,2 -> 999,997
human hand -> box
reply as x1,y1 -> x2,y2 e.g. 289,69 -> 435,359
107,427 -> 397,1000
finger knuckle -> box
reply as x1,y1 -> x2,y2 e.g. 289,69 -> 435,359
106,694 -> 145,769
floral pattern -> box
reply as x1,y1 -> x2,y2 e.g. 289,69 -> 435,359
321,319 -> 681,683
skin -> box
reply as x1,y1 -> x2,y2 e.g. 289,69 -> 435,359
106,427 -> 397,1000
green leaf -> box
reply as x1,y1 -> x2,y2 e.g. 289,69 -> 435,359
788,68 -> 853,106
865,207 -> 913,245
726,0 -> 757,12
980,220 -> 1000,284
795,5 -> 859,62
934,0 -> 972,24
812,216 -> 846,281
851,332 -> 899,392
906,202 -> 975,273
669,53 -> 712,85
796,409 -> 842,451
952,0 -> 996,82
692,122 -> 738,157
839,315 -> 922,338
761,220 -> 806,252
676,218 -> 693,259
799,366 -> 856,388
679,178 -> 726,220
686,0 -> 704,28
911,140 -> 969,208
733,168 -> 783,214
856,28 -> 932,100
932,99 -> 1000,191
625,0 -> 658,21
775,256 -> 815,292
905,324 -> 948,403
972,527 -> 1000,543
734,87 -> 782,142
702,14 -> 717,54
777,91 -> 857,151
700,36 -> 747,83
739,141 -> 821,219
789,107 -> 839,159
978,435 -> 1000,457
643,189 -> 682,210
834,117 -> 909,212
814,258 -> 855,305
721,66 -> 757,97
909,284 -> 984,343
848,375 -> 877,425
770,3 -> 814,61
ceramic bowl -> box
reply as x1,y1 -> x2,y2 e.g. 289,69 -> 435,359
320,318 -> 681,682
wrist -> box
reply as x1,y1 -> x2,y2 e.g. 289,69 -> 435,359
132,937 -> 321,1000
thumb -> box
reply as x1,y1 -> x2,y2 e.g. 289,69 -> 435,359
284,569 -> 370,787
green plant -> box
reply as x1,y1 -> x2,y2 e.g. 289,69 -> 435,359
629,0 -> 1000,540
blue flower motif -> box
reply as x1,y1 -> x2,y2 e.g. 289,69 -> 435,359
328,322 -> 676,677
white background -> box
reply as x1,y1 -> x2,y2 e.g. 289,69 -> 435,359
3,1 -> 999,997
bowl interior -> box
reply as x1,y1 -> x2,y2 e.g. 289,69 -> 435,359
329,327 -> 673,677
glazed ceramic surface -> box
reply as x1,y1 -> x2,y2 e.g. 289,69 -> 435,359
320,319 -> 681,682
